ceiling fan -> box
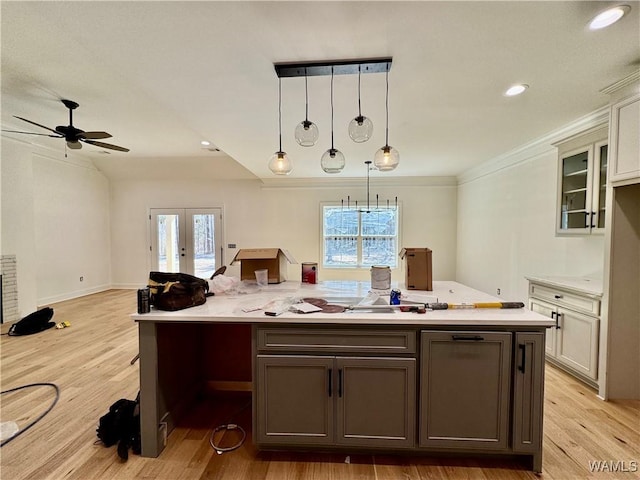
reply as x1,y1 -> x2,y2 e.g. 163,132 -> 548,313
5,99 -> 129,152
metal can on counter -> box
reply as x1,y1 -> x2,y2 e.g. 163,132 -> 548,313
390,288 -> 401,305
137,287 -> 150,314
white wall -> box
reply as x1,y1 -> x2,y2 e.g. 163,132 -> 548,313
109,178 -> 458,288
456,142 -> 605,303
1,137 -> 111,314
1,140 -> 37,315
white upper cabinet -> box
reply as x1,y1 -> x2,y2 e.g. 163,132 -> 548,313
555,126 -> 608,235
608,92 -> 640,185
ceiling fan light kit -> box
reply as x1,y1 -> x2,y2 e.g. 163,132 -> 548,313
273,57 -> 398,175
7,99 -> 129,152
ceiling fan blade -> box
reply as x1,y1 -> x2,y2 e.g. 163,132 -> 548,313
82,139 -> 130,152
67,141 -> 82,150
78,131 -> 112,140
2,129 -> 62,138
14,116 -> 61,135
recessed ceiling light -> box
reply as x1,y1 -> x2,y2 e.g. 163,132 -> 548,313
589,5 -> 631,30
504,84 -> 529,97
201,140 -> 211,146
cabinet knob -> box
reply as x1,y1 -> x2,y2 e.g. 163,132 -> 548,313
554,294 -> 563,299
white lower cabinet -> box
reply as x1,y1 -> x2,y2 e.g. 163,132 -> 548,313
528,281 -> 600,385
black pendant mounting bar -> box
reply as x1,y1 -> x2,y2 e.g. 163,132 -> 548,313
275,58 -> 392,78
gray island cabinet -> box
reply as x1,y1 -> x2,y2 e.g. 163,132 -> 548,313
133,281 -> 553,473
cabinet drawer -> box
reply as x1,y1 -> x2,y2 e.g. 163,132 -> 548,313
257,328 -> 416,354
529,283 -> 600,316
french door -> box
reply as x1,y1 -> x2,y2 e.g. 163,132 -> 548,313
150,208 -> 223,279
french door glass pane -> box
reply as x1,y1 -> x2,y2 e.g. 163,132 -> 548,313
192,214 -> 216,279
158,214 -> 180,272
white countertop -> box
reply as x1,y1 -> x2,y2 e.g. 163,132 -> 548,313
525,275 -> 603,297
133,281 -> 554,328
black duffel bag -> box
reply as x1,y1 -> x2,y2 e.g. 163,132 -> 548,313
148,272 -> 209,311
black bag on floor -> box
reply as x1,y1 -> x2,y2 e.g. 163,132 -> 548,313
96,393 -> 141,460
8,307 -> 55,336
148,271 -> 209,311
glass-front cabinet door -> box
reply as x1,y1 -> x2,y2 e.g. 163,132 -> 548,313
559,147 -> 592,232
556,130 -> 608,235
594,141 -> 608,230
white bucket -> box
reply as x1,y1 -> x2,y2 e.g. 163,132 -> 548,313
370,265 -> 391,290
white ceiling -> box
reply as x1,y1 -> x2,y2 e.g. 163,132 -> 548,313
2,1 -> 639,181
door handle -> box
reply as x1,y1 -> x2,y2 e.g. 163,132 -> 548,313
451,335 -> 485,341
328,369 -> 332,397
338,369 -> 343,398
557,313 -> 562,329
590,211 -> 596,229
518,344 -> 526,373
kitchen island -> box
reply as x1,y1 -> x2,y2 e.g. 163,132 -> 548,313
132,281 -> 554,472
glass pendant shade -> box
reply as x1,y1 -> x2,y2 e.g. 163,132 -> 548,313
373,145 -> 399,172
321,148 -> 345,174
348,115 -> 373,143
268,151 -> 292,175
294,120 -> 319,147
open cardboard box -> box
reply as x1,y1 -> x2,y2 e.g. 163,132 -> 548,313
231,248 -> 297,284
399,247 -> 433,291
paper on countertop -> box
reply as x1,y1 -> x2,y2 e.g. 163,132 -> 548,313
290,302 -> 323,314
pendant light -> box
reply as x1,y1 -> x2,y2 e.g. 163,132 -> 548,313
294,69 -> 319,147
373,63 -> 399,171
268,77 -> 293,175
348,65 -> 373,143
321,67 -> 345,174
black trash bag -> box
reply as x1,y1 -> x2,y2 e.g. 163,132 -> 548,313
96,393 -> 141,460
8,307 -> 55,336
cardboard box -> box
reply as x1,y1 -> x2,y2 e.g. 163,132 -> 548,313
231,248 -> 297,284
399,248 -> 432,291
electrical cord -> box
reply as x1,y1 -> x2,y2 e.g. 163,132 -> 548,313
0,382 -> 60,447
209,399 -> 251,455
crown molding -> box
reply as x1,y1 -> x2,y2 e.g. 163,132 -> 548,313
457,106 -> 610,185
259,176 -> 457,190
600,70 -> 640,95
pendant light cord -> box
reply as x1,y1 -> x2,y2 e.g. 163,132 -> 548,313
330,67 -> 335,149
357,65 -> 362,117
304,68 -> 309,122
385,63 -> 389,146
278,77 -> 283,152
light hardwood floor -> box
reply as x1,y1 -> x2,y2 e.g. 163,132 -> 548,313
1,290 -> 638,480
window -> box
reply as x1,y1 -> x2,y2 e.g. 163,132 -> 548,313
322,205 -> 399,268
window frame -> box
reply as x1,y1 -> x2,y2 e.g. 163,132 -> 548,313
320,201 -> 402,269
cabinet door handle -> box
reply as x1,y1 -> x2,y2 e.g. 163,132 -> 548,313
518,344 -> 526,373
551,311 -> 556,319
590,211 -> 596,229
556,313 -> 562,329
452,335 -> 485,341
338,369 -> 343,397
328,369 -> 332,397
